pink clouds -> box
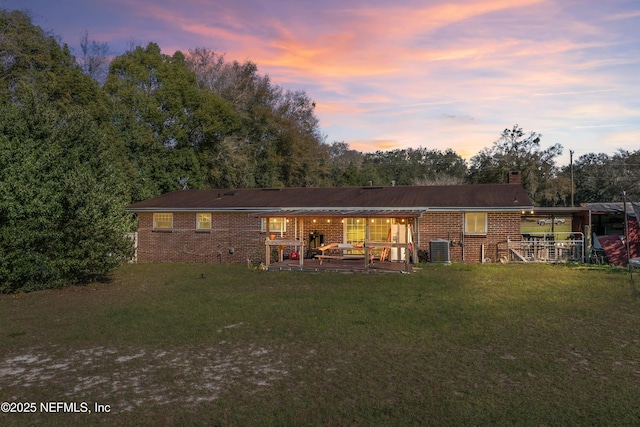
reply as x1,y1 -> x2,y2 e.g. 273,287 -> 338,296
7,0 -> 639,163
134,0 -> 549,83
350,139 -> 403,152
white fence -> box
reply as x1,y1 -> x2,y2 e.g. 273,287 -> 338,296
506,232 -> 584,263
125,232 -> 138,263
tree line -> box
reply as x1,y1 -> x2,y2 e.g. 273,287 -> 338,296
1,9 -> 638,291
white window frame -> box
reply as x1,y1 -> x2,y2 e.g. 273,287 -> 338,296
465,212 -> 487,235
343,218 -> 366,254
197,212 -> 212,230
261,217 -> 287,233
343,217 -> 394,255
153,212 -> 173,230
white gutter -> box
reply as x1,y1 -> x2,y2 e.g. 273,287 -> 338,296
127,205 -> 533,213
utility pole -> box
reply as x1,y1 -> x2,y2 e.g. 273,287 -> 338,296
623,191 -> 631,271
570,150 -> 574,207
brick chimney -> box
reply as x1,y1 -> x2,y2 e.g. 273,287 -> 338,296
508,171 -> 521,184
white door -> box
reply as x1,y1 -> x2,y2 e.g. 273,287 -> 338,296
391,224 -> 406,261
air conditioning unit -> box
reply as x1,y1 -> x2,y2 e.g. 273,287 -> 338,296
430,239 -> 450,263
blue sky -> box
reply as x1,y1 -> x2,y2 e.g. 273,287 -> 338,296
4,0 -> 639,165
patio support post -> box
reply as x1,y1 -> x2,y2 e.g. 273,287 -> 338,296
405,221 -> 410,272
365,217 -> 370,272
265,216 -> 270,267
299,217 -> 304,267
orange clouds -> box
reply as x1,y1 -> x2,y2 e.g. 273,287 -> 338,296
134,0 -> 548,84
25,0 -> 635,162
349,139 -> 402,152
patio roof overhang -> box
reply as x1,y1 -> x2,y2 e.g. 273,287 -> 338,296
255,209 -> 425,218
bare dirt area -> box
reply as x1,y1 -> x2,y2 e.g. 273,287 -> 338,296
0,342 -> 291,414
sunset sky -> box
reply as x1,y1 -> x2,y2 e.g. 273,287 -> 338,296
4,0 -> 640,165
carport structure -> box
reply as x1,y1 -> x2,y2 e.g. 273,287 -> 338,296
507,206 -> 590,263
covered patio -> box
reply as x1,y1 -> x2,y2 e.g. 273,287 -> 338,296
260,209 -> 423,273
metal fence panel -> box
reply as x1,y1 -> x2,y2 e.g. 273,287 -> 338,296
507,232 -> 584,263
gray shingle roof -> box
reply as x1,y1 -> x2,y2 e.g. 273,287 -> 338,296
126,184 -> 534,213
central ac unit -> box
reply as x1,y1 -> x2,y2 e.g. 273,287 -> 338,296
430,239 -> 450,263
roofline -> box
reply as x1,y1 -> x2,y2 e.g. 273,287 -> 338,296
125,207 -> 270,213
427,206 -> 534,212
126,206 -> 534,214
527,207 -> 590,213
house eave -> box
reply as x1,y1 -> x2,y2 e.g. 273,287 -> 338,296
126,206 -> 534,214
125,207 -> 272,213
256,208 -> 426,218
426,206 -> 534,212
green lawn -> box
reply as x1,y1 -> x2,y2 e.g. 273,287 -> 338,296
1,263 -> 639,426
521,217 -> 573,239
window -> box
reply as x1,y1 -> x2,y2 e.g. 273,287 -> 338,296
153,213 -> 173,230
369,218 -> 393,242
197,213 -> 211,230
262,217 -> 287,233
344,217 -> 394,255
344,218 -> 366,254
465,212 -> 487,234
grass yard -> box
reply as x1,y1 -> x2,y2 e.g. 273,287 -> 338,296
520,217 -> 573,239
1,262 -> 639,426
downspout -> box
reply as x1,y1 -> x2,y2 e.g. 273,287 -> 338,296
415,217 -> 420,256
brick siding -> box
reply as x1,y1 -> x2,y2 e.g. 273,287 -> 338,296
417,212 -> 521,263
137,212 -> 266,263
137,211 -> 521,264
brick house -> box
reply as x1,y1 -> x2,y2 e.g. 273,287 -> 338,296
126,177 -> 533,266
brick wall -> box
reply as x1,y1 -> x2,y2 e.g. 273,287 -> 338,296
137,211 -> 521,264
302,218 -> 343,247
137,212 -> 267,263
418,212 -> 464,261
418,211 -> 521,263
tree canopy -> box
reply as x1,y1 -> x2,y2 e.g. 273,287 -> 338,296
566,150 -> 640,205
468,125 -> 564,205
104,43 -> 240,200
0,98 -> 133,292
185,48 -> 330,188
0,10 -> 132,292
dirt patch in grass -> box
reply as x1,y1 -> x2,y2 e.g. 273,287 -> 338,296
1,341 -> 291,413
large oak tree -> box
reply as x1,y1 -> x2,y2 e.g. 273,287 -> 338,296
468,125 -> 564,205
